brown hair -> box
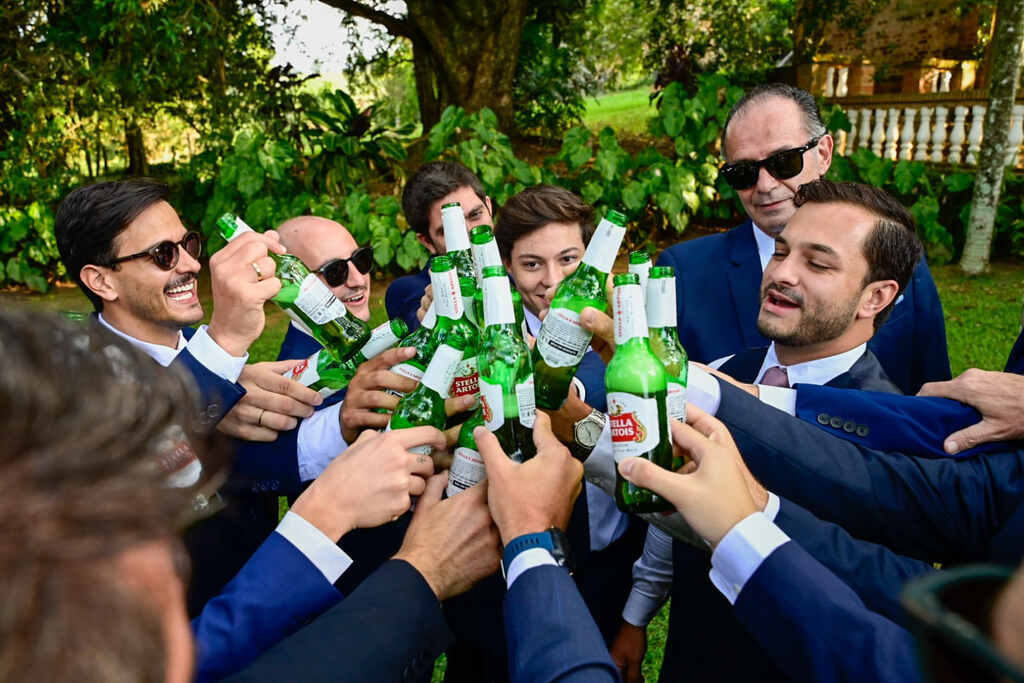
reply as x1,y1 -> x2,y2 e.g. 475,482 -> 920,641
402,161 -> 488,236
494,185 -> 595,260
795,179 -> 923,329
0,310 -> 205,681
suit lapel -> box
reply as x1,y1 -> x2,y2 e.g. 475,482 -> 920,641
726,222 -> 766,349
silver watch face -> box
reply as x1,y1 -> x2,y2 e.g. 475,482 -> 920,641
575,414 -> 605,448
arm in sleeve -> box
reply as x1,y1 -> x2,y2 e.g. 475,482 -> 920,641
621,525 -> 675,627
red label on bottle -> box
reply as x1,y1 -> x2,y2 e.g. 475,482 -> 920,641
450,357 -> 479,398
289,358 -> 309,378
610,411 -> 646,443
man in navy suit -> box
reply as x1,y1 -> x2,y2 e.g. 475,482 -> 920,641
656,83 -> 950,396
386,161 -> 495,332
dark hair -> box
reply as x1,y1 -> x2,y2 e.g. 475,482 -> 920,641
494,185 -> 596,260
722,83 -> 827,159
795,179 -> 923,329
55,179 -> 170,312
0,309 -> 204,681
401,162 -> 487,236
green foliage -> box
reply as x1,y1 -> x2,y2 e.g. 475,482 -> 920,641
513,20 -> 595,137
0,203 -> 62,293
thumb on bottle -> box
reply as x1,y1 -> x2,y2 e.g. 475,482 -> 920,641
618,457 -> 678,504
474,426 -> 512,477
414,472 -> 448,515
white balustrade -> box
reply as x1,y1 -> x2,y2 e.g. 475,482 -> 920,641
885,108 -> 900,159
871,108 -> 887,156
846,109 -> 859,153
931,106 -> 949,163
967,104 -> 985,164
836,67 -> 849,97
915,107 -> 932,161
824,66 -> 836,97
1005,104 -> 1024,167
948,106 -> 968,164
899,108 -> 916,160
858,108 -> 873,151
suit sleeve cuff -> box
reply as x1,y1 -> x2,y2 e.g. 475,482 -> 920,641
757,385 -> 797,415
505,548 -> 557,588
276,510 -> 353,584
297,403 -> 347,482
708,512 -> 789,605
686,364 -> 722,415
187,325 -> 248,383
763,491 -> 781,521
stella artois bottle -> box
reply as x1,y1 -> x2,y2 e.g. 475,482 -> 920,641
216,213 -> 370,361
470,225 -> 502,288
428,256 -> 480,406
533,209 -> 627,409
387,302 -> 438,396
446,408 -> 486,497
628,250 -> 652,293
287,318 -> 408,397
461,276 -> 480,330
441,202 -> 477,282
606,273 -> 673,513
647,266 -> 688,470
387,339 -> 465,455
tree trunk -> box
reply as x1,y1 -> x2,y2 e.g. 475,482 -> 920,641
125,118 -> 149,176
960,0 -> 1024,275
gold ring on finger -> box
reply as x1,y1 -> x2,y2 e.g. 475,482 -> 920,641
251,261 -> 264,280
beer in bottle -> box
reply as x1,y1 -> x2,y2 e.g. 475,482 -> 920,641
470,225 -> 502,288
441,202 -> 477,282
461,276 -> 480,330
288,318 -> 408,397
429,257 -> 480,405
647,266 -> 688,469
628,250 -> 652,293
605,273 -> 674,513
387,339 -> 465,455
217,213 -> 370,360
533,210 -> 627,409
388,302 -> 438,393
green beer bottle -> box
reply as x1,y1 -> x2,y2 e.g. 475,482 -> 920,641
387,338 -> 465,455
606,272 -> 674,513
647,266 -> 688,470
288,318 -> 409,397
216,213 -> 371,361
628,250 -> 652,293
533,209 -> 627,409
429,257 -> 480,405
387,302 -> 438,395
479,265 -> 536,462
470,225 -> 502,288
461,276 -> 480,330
447,408 -> 486,497
441,202 -> 477,282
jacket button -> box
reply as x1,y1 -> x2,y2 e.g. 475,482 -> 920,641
843,421 -> 856,433
856,425 -> 869,437
817,413 -> 830,425
829,416 -> 843,429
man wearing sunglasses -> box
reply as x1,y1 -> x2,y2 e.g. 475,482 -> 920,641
656,82 -> 949,397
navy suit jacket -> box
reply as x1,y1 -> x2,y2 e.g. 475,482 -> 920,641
504,565 -> 619,682
734,540 -> 921,683
225,559 -> 453,683
1007,327 -> 1024,374
386,263 -> 432,333
193,530 -> 342,681
656,220 -> 951,395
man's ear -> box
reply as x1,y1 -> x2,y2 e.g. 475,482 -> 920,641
858,279 -> 899,321
79,265 -> 120,304
416,233 -> 438,255
816,134 -> 835,176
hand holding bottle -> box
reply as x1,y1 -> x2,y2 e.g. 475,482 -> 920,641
218,359 -> 324,441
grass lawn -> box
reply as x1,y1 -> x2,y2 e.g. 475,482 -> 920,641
583,85 -> 655,135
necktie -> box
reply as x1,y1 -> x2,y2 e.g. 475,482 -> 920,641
761,365 -> 790,388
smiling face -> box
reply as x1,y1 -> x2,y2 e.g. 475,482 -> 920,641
725,96 -> 833,235
757,201 -> 883,362
504,221 -> 586,317
419,185 -> 493,255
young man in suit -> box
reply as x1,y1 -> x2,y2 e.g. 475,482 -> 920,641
613,179 -> 924,682
656,83 -> 950,395
386,161 -> 495,331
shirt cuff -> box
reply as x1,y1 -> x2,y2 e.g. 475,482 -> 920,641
686,364 -> 722,415
622,588 -> 665,627
763,491 -> 781,521
297,403 -> 348,482
571,376 -> 586,404
757,385 -> 797,415
187,325 -> 248,383
506,547 -> 558,588
708,512 -> 790,605
276,510 -> 354,584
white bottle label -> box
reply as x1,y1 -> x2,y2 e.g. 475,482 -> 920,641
629,261 -> 652,294
450,356 -> 480,402
516,374 -> 536,428
647,276 -> 677,329
582,217 -> 626,273
482,276 -> 515,327
390,361 -> 425,383
608,392 -> 661,461
472,239 -> 502,286
480,378 -> 504,430
287,351 -> 322,386
361,321 -> 401,360
447,446 -> 486,496
442,204 -> 472,251
421,301 -> 438,329
223,215 -> 255,241
666,380 -> 687,422
295,274 -> 348,324
422,344 -> 463,397
537,307 -> 591,367
431,268 -> 464,320
612,283 -> 648,345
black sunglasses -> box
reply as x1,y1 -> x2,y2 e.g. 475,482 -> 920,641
315,247 -> 375,287
720,137 -> 822,191
109,231 -> 202,270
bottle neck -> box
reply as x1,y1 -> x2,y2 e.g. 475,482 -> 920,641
421,302 -> 438,329
482,276 -> 516,327
358,320 -> 403,361
421,343 -> 464,396
431,268 -> 465,321
219,214 -> 255,242
582,217 -> 626,273
646,276 -> 677,328
442,206 -> 471,252
472,239 -> 502,286
612,283 -> 649,346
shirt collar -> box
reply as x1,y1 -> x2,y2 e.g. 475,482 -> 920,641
96,312 -> 186,367
756,341 -> 867,387
751,222 -> 777,273
524,307 -> 542,337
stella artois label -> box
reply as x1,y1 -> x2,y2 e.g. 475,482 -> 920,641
294,274 -> 348,324
288,353 -> 319,385
480,378 -> 504,430
607,392 -> 661,461
666,380 -> 687,422
446,446 -> 486,497
450,356 -> 480,401
516,374 -> 536,428
537,307 -> 591,367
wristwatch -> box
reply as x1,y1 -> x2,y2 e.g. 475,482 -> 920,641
501,526 -> 573,578
570,409 -> 607,461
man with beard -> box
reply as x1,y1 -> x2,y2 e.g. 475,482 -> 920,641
612,179 -> 924,683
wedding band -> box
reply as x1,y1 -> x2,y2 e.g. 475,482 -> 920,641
257,408 -> 266,426
251,262 -> 264,280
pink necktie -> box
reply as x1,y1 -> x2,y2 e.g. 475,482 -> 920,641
761,365 -> 790,388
